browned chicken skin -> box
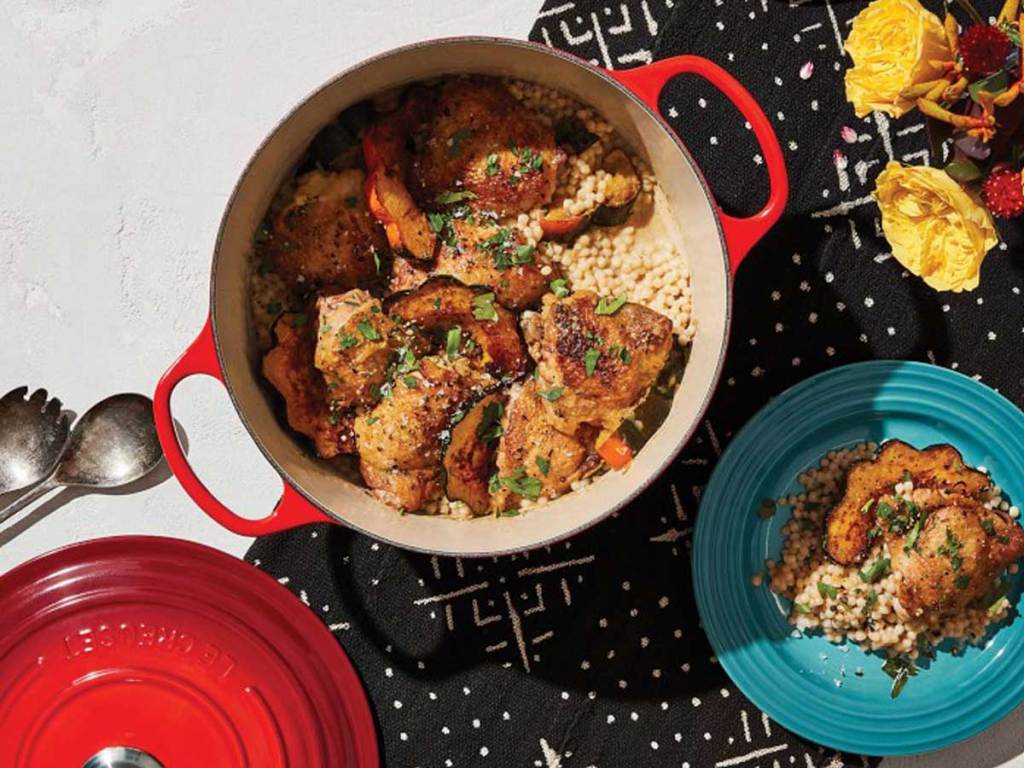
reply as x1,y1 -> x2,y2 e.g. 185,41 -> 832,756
353,356 -> 476,511
262,314 -> 355,458
527,292 -> 673,435
314,290 -> 398,409
825,440 -> 990,564
409,78 -> 565,216
389,221 -> 557,311
492,380 -> 601,511
886,490 -> 1024,617
261,169 -> 385,290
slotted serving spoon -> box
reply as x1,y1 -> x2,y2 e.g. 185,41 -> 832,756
0,387 -> 70,494
0,393 -> 163,527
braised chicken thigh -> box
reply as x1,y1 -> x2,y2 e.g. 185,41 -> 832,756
262,315 -> 355,458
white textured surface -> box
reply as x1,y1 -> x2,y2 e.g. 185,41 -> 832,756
0,2 -> 1020,765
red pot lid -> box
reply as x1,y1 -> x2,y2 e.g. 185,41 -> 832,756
0,536 -> 378,768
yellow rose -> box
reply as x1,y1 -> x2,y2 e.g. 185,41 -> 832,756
873,162 -> 997,292
845,0 -> 949,118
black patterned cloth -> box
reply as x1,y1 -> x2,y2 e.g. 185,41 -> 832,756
247,2 -> 1023,766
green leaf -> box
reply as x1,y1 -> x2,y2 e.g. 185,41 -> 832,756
495,467 -> 542,500
595,293 -> 628,315
859,557 -> 891,584
817,581 -> 839,599
338,333 -> 359,350
485,153 -> 501,176
583,347 -> 601,376
427,211 -> 447,233
514,244 -> 535,265
435,189 -> 478,205
954,574 -> 971,590
882,656 -> 918,699
549,278 -> 570,298
538,386 -> 565,401
535,456 -> 550,476
864,589 -> 878,612
476,401 -> 505,442
471,292 -> 499,322
969,70 -> 1010,104
1001,19 -> 1022,46
944,159 -> 983,183
446,326 -> 462,361
357,319 -> 380,341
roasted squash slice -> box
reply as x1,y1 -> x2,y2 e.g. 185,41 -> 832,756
364,168 -> 437,261
592,148 -> 641,226
825,440 -> 990,564
442,393 -> 507,515
385,277 -> 528,379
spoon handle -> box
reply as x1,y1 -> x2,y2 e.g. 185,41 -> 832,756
0,478 -> 58,527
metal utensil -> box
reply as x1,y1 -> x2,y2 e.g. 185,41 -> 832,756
0,393 -> 163,527
0,387 -> 70,494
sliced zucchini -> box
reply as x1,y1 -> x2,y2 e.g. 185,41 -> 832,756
592,148 -> 641,226
384,277 -> 528,379
442,392 -> 507,514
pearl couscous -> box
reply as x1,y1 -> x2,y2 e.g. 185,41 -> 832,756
767,444 -> 1015,661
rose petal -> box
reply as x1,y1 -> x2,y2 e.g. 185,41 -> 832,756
799,61 -> 814,80
841,126 -> 858,144
833,149 -> 848,170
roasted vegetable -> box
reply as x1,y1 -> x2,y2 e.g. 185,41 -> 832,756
592,148 -> 641,226
539,208 -> 591,240
554,116 -> 599,154
825,440 -> 991,564
364,168 -> 437,260
442,393 -> 506,514
385,277 -> 528,379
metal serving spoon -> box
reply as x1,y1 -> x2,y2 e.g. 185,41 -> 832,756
0,393 -> 163,527
0,387 -> 70,494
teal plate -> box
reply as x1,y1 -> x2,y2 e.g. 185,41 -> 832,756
693,361 -> 1024,756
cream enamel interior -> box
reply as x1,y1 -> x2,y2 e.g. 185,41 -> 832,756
210,38 -> 730,555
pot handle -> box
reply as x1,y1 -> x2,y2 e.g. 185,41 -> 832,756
153,318 -> 332,536
610,56 -> 788,275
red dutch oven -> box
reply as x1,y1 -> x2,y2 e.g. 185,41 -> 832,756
154,37 -> 788,556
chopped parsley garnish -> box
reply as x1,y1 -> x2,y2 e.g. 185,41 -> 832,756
864,589 -> 878,612
882,656 -> 917,699
366,415 -> 379,426
448,127 -> 474,157
536,456 -> 551,476
402,375 -> 418,388
450,409 -> 466,426
497,508 -> 520,517
319,323 -> 332,334
607,344 -> 631,364
338,333 -> 359,350
428,211 -> 447,233
954,574 -> 971,590
485,152 -> 500,176
266,301 -> 282,315
859,557 -> 891,584
435,189 -> 478,205
476,401 -> 505,443
446,327 -> 462,360
595,293 -> 628,315
373,250 -> 382,273
357,319 -> 380,341
861,498 -> 875,514
937,527 -> 963,572
514,244 -> 535,264
817,581 -> 839,599
549,278 -> 570,298
981,518 -> 997,536
328,411 -> 340,425
538,386 -> 565,401
292,313 -> 309,327
793,601 -> 811,614
490,467 -> 542,500
876,501 -> 893,520
471,292 -> 499,322
583,347 -> 601,376
395,347 -> 419,374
